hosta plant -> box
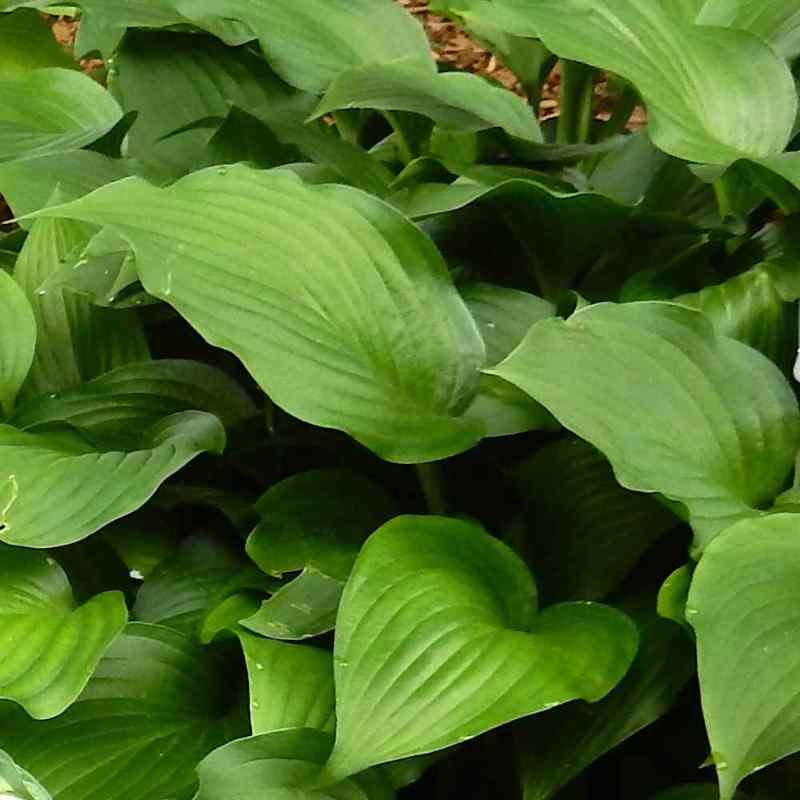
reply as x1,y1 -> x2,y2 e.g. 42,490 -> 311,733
1,1 -> 800,798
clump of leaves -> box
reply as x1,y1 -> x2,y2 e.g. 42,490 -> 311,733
1,1 -> 800,799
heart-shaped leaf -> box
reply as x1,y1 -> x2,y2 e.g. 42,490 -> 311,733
0,545 -> 127,719
195,730 -> 394,800
0,750 -> 51,800
698,0 -> 800,60
0,270 -> 35,418
30,165 -> 487,463
516,609 -> 695,800
0,410 -> 225,548
0,69 -> 122,161
325,515 -> 638,779
688,514 -> 800,799
239,633 -> 335,734
491,302 -> 800,553
12,360 -> 257,445
458,0 -> 796,164
14,214 -> 149,399
0,623 -> 248,800
313,60 -> 541,143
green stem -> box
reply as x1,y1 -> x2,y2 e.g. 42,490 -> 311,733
382,110 -> 416,166
556,60 -> 597,145
416,463 -> 449,515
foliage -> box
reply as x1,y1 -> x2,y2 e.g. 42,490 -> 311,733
0,2 -> 800,798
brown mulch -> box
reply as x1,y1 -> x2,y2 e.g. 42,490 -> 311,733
397,0 -> 645,128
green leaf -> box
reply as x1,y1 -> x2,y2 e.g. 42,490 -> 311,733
324,515 -> 638,780
463,0 -> 796,164
0,750 -> 52,800
313,60 -> 541,143
239,633 -> 335,734
390,178 -> 632,300
688,513 -> 800,799
0,69 -> 122,161
461,283 -> 557,437
698,0 -> 800,60
490,302 -> 800,553
243,469 -> 397,639
657,565 -> 694,632
176,0 -> 434,94
112,30 -> 393,195
30,165 -> 487,463
511,438 -> 678,602
0,545 -> 127,719
0,270 -> 35,418
0,9 -> 74,78
195,730 -> 394,800
675,262 -> 798,371
0,411 -> 225,548
247,470 -> 398,581
12,359 -> 257,447
0,151 -> 131,226
133,532 -> 274,637
14,215 -> 149,398
241,569 -> 347,642
0,623 -> 247,800
516,611 -> 696,800
111,31 -> 298,179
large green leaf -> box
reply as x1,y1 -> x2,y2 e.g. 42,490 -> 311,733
313,60 -> 541,143
0,411 -> 225,548
133,532 -> 273,637
491,302 -> 799,553
239,634 -> 335,734
324,515 -> 638,780
516,611 -> 695,800
0,151 -> 131,226
512,438 -> 678,602
0,270 -> 35,418
31,165 -> 487,463
14,215 -> 149,398
676,262 -> 798,370
390,178 -> 632,300
12,360 -> 257,446
243,469 -> 397,640
0,623 -> 247,800
111,30 -> 393,194
171,0 -> 434,94
460,0 -> 795,164
698,0 -> 800,60
0,545 -> 127,719
461,283 -> 557,437
688,514 -> 800,799
0,9 -> 74,78
0,69 -> 122,161
195,730 -> 394,800
0,750 -> 51,800
46,0 -> 432,94
111,31 -> 297,179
